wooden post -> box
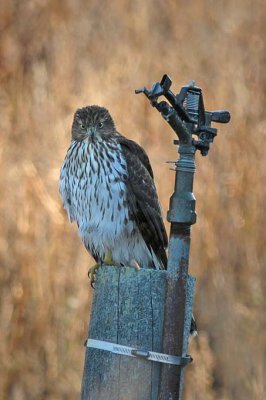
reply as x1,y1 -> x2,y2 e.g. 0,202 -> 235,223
81,266 -> 195,400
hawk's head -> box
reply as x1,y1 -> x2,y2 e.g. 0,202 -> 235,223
72,105 -> 116,142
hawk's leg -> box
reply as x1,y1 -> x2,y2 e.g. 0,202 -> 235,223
88,251 -> 114,287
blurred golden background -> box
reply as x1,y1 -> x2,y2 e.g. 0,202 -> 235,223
0,1 -> 265,399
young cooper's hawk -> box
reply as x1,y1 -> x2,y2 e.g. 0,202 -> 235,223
59,105 -> 168,281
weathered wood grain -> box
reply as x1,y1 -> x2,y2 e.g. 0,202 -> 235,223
81,266 -> 195,400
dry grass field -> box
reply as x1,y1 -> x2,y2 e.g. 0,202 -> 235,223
0,1 -> 265,399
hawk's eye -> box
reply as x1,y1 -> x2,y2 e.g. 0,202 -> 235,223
80,123 -> 86,129
98,122 -> 104,129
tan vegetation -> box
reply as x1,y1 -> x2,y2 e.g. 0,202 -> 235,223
0,1 -> 265,399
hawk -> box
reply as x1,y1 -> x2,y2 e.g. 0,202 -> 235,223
59,105 -> 168,282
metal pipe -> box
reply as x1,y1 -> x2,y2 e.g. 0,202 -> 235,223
159,142 -> 196,399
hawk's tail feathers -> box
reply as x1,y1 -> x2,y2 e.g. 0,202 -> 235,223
190,315 -> 198,337
150,247 -> 168,270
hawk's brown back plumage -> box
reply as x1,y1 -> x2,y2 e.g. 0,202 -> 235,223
118,136 -> 168,269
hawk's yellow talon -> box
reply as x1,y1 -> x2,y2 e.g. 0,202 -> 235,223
88,251 -> 114,287
88,263 -> 100,286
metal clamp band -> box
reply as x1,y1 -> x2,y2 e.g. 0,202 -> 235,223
85,338 -> 192,366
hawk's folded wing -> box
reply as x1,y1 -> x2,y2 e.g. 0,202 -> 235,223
118,136 -> 168,269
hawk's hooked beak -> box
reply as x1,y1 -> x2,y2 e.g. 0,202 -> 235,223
87,127 -> 96,142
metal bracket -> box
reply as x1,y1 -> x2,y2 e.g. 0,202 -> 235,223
85,338 -> 192,366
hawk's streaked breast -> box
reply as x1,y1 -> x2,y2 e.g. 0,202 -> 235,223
60,137 -> 160,268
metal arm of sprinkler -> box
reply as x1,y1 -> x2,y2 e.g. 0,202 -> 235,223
136,74 -> 230,155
